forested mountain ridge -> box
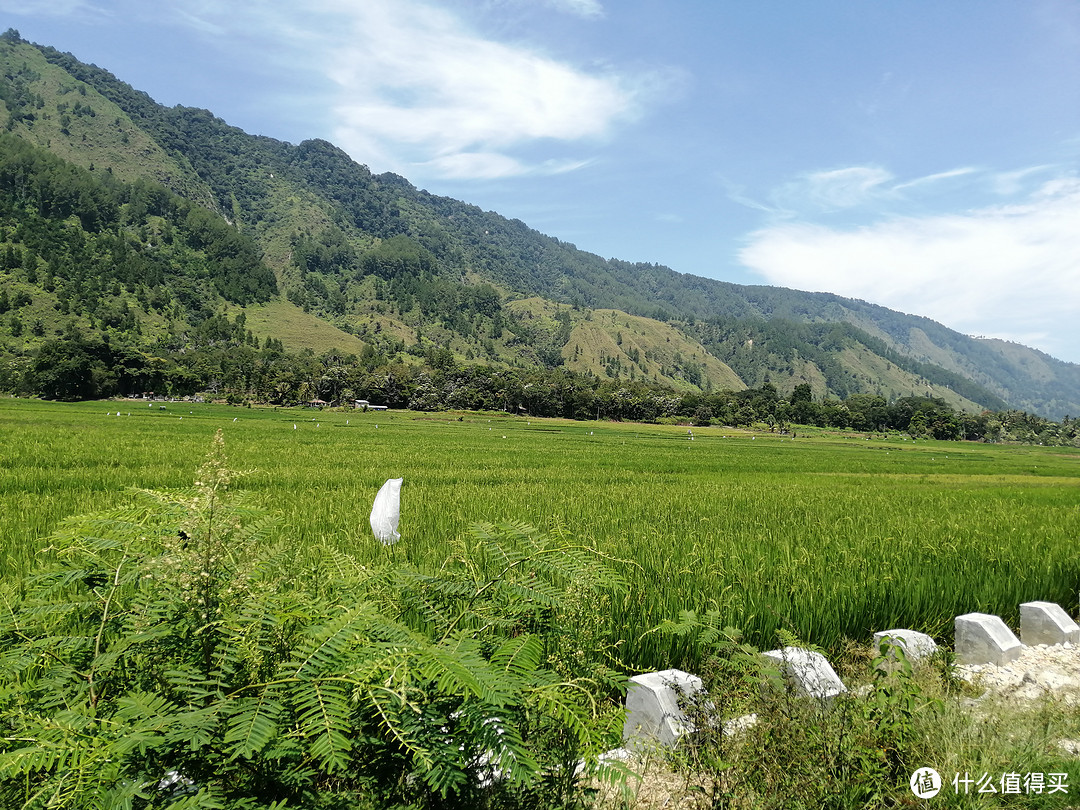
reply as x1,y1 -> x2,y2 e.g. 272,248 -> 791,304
2,29 -> 1078,420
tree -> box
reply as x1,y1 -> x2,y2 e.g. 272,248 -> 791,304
846,394 -> 887,432
26,336 -> 104,400
789,383 -> 818,425
789,383 -> 812,405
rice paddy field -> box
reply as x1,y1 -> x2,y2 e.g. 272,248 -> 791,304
2,396 -> 1079,672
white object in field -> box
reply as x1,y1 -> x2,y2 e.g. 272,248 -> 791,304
873,629 -> 938,665
761,647 -> 847,699
1020,602 -> 1080,646
622,669 -> 703,749
370,477 -> 403,545
954,613 -> 1021,666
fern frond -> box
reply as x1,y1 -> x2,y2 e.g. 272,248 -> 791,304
527,681 -> 600,750
288,602 -> 415,676
290,680 -> 353,773
490,634 -> 543,676
113,690 -> 176,723
224,691 -> 284,761
414,636 -> 514,706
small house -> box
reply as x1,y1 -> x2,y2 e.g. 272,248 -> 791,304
354,400 -> 388,411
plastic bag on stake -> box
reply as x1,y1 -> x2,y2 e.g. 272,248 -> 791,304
370,477 -> 403,545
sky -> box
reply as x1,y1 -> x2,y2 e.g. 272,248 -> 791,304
4,0 -> 1080,363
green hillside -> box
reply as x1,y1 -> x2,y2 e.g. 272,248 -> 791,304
1,28 -> 1078,428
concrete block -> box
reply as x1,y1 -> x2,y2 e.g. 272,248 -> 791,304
1020,602 -> 1080,646
873,629 -> 938,665
622,669 -> 702,749
954,613 -> 1022,666
761,647 -> 847,699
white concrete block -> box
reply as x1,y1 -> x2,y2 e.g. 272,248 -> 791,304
954,613 -> 1022,666
622,669 -> 702,749
1020,602 -> 1080,646
761,647 -> 847,699
873,629 -> 938,665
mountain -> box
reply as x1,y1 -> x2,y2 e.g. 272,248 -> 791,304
1,29 -> 1078,420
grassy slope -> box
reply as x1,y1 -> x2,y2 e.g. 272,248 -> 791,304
568,309 -> 745,391
981,339 -> 1058,383
506,298 -> 744,391
835,345 -> 985,412
239,299 -> 372,356
0,39 -> 214,206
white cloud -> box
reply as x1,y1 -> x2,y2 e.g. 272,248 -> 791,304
740,177 -> 1080,362
325,0 -> 643,178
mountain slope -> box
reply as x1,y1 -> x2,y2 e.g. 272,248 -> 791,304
2,29 -> 1078,418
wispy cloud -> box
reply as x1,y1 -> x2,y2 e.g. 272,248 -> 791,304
764,164 -> 1057,219
0,0 -> 104,18
172,8 -> 225,37
784,166 -> 894,211
768,166 -> 898,216
989,164 -> 1057,196
417,152 -> 590,180
542,0 -> 604,18
739,176 -> 1080,361
891,167 -> 977,192
720,176 -> 782,214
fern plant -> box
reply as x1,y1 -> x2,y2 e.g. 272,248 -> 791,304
0,430 -> 629,809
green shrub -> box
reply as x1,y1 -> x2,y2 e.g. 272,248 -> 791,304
0,431 -> 629,808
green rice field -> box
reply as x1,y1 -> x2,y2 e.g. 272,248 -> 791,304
2,396 -> 1079,671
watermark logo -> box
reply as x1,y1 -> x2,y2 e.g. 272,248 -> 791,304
909,768 -> 1069,798
910,767 -> 942,799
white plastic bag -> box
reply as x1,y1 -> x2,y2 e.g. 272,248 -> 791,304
369,477 -> 403,545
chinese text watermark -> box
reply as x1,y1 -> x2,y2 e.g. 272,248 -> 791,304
910,768 -> 1068,798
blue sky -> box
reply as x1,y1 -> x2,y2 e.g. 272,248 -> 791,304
5,0 -> 1080,362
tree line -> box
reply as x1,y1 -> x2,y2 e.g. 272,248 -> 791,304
7,317 -> 1077,446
